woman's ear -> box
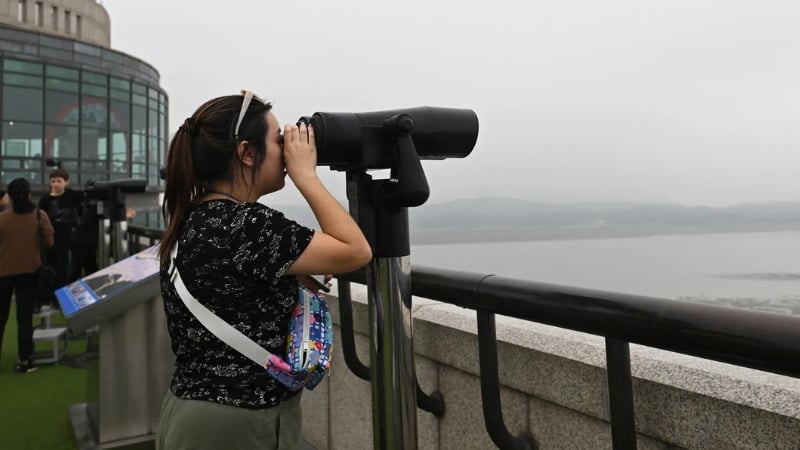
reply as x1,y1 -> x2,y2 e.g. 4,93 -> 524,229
237,141 -> 255,167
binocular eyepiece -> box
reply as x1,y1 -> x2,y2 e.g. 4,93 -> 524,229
297,106 -> 479,171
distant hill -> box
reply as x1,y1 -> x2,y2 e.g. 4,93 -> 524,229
135,198 -> 800,245
405,198 -> 800,244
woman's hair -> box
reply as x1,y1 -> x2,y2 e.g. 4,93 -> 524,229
159,94 -> 272,264
7,178 -> 35,214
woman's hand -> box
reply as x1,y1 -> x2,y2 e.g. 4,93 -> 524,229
283,123 -> 317,183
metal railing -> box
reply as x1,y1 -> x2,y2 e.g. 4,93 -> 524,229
127,226 -> 800,450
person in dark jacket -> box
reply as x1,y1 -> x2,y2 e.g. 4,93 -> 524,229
0,178 -> 54,373
38,169 -> 82,304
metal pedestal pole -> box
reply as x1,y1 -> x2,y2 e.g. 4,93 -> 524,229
368,256 -> 417,449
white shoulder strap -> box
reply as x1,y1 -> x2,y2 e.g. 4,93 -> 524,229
168,242 -> 272,368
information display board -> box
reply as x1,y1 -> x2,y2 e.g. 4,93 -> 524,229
57,245 -> 161,333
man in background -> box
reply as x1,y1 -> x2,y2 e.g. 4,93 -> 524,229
38,169 -> 82,306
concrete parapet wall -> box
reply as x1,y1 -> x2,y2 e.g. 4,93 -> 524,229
302,287 -> 800,449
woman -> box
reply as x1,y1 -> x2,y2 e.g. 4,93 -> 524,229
0,178 -> 55,373
157,91 -> 371,449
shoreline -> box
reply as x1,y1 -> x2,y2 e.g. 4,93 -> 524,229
411,226 -> 800,246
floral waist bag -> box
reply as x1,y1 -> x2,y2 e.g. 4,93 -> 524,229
168,242 -> 333,391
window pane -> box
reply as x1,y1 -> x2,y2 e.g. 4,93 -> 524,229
148,87 -> 159,100
1,167 -> 43,184
110,77 -> 130,91
110,89 -> 128,102
109,100 -> 130,131
79,159 -> 109,184
132,133 -> 146,164
46,78 -> 79,92
82,71 -> 107,86
132,105 -> 146,134
3,73 -> 43,87
132,163 -> 146,180
148,136 -> 158,165
46,65 -> 79,80
60,159 -> 79,178
82,84 -> 107,98
45,90 -> 78,124
110,130 -> 128,175
4,59 -> 43,75
3,86 -> 43,121
81,96 -> 108,128
45,124 -> 79,159
148,108 -> 158,136
132,93 -> 147,106
148,165 -> 159,185
2,122 -> 42,158
81,127 -> 107,161
132,83 -> 146,95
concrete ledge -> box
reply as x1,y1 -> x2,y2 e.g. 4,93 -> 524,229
305,285 -> 800,449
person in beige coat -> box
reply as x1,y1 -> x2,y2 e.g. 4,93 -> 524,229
0,178 -> 54,373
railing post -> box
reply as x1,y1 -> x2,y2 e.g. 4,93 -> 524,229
337,277 -> 445,418
476,310 -> 536,450
605,338 -> 637,450
336,280 -> 371,381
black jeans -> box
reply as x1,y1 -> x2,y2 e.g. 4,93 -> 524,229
0,272 -> 37,363
48,235 -> 71,286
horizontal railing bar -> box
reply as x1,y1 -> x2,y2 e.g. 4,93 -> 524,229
339,266 -> 800,379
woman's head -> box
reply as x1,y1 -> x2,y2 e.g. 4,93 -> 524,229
159,90 -> 285,263
7,178 -> 35,214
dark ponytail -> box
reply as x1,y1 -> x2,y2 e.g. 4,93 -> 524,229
159,120 -> 199,265
159,94 -> 272,265
7,178 -> 35,214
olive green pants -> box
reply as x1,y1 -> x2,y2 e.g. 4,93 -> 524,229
156,390 -> 302,450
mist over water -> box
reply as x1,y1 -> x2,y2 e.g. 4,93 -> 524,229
410,231 -> 800,316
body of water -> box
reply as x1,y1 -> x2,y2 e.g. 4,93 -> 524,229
410,231 -> 800,313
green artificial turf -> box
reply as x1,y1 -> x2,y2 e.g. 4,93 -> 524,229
0,303 -> 87,450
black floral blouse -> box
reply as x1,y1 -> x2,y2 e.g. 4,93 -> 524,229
160,200 -> 314,409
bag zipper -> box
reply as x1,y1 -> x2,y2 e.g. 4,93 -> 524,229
301,289 -> 311,369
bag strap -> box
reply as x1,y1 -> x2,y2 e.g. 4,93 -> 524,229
168,242 -> 274,369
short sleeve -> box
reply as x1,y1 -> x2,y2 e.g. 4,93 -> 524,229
231,204 -> 314,283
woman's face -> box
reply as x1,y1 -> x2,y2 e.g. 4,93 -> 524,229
255,111 -> 287,195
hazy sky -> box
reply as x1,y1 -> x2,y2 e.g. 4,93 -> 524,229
103,0 -> 799,207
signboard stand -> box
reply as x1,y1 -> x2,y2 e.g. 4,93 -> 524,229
57,245 -> 173,449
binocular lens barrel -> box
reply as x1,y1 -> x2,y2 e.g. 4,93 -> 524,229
300,106 -> 479,169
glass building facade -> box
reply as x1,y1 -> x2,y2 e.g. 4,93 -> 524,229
0,26 -> 167,193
